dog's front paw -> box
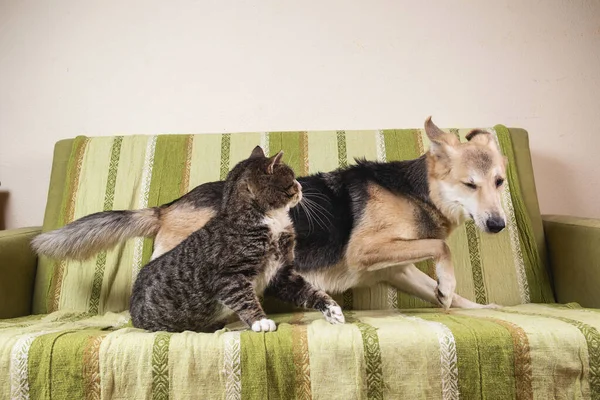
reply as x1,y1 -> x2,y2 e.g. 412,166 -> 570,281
251,318 -> 277,332
436,279 -> 456,310
322,303 -> 345,324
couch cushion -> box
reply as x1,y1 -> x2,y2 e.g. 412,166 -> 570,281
33,128 -> 554,314
1,304 -> 597,399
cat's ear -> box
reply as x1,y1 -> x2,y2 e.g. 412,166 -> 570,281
250,146 -> 265,159
266,151 -> 284,174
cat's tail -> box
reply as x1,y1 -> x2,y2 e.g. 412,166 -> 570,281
31,208 -> 161,260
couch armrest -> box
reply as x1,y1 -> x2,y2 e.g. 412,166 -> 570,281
543,215 -> 600,308
0,227 -> 41,318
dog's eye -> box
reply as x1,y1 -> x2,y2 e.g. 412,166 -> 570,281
495,178 -> 505,187
463,182 -> 477,190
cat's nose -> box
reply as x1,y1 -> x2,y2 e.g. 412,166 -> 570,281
295,180 -> 302,190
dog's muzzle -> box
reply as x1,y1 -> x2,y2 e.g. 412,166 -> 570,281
485,215 -> 506,233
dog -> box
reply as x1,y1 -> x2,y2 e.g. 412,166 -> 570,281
33,117 -> 507,309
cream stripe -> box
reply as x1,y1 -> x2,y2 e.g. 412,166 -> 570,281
83,334 -> 105,400
10,331 -> 52,400
375,130 -> 386,162
223,332 -> 241,400
181,135 -> 194,194
503,185 -> 529,303
488,128 -> 529,303
386,285 -> 398,310
138,135 -> 158,210
131,135 -> 158,280
260,132 -> 270,156
406,316 -> 459,400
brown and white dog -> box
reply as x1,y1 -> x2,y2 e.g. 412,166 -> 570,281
33,117 -> 508,309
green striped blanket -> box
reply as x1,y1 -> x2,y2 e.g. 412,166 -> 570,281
1,304 -> 598,399
34,127 -> 553,315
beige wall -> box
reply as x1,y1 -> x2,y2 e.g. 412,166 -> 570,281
1,0 -> 599,229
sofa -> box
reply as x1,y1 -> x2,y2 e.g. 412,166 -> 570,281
1,126 -> 599,399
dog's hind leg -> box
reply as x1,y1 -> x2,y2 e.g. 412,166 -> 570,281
379,263 -> 498,309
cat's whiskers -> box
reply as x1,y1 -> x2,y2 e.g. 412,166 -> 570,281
300,197 -> 332,232
296,200 -> 315,234
303,202 -> 329,232
302,195 -> 334,218
301,188 -> 330,199
302,192 -> 334,219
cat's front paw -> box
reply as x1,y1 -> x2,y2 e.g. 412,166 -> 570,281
322,304 -> 345,325
251,318 -> 277,332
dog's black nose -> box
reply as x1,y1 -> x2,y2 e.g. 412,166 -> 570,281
486,217 -> 506,233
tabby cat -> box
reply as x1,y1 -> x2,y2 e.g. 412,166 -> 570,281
130,146 -> 345,332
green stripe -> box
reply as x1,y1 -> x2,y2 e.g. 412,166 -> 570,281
336,130 -> 348,168
345,313 -> 383,399
89,253 -> 107,314
89,136 -> 123,314
54,331 -> 103,399
356,321 -> 383,399
240,330 -> 269,399
417,313 -> 516,399
141,135 -> 189,265
276,131 -> 303,174
264,323 -> 296,399
495,125 -> 553,303
28,330 -> 84,399
497,308 -> 600,398
220,133 -> 231,180
384,129 -> 427,309
268,131 -> 282,157
152,332 -> 173,400
465,220 -> 488,304
382,129 -> 421,161
45,136 -> 88,313
102,136 -> 123,210
56,136 -> 89,232
55,330 -> 103,399
146,135 -> 190,207
342,290 -> 354,310
336,131 -> 354,309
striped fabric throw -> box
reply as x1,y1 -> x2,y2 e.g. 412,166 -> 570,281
1,304 -> 598,399
34,127 -> 553,315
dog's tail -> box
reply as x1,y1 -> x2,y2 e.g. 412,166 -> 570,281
31,208 -> 161,260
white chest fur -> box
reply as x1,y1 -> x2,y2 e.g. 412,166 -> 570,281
262,207 -> 292,237
254,207 -> 293,294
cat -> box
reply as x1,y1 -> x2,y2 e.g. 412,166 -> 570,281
130,146 -> 345,332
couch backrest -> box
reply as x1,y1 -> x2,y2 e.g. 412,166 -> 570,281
33,128 -> 554,315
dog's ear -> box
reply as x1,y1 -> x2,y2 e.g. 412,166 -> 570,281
424,117 -> 459,158
466,129 -> 492,145
466,129 -> 502,152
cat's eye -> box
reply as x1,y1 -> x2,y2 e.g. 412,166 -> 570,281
463,182 -> 477,190
495,178 -> 505,187
278,183 -> 296,198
